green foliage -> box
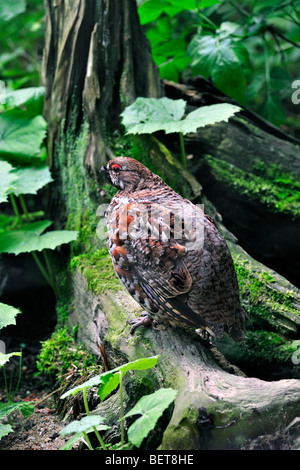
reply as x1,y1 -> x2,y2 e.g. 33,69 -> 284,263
124,388 -> 178,448
70,248 -> 120,294
203,155 -> 300,218
59,355 -> 177,450
121,97 -> 240,135
0,0 -> 44,89
121,97 -> 240,166
36,327 -> 96,382
138,0 -> 300,127
0,301 -> 34,441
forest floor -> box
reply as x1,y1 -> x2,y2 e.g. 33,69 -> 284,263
0,340 -> 67,451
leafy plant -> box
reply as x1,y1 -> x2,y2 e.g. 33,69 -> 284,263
0,87 -> 78,294
138,0 -> 300,127
0,302 -> 34,441
59,355 -> 177,450
121,96 -> 240,167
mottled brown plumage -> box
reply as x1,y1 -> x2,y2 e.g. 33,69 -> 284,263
101,156 -> 244,340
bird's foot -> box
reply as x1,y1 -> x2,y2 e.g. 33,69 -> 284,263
195,326 -> 215,346
128,311 -> 152,334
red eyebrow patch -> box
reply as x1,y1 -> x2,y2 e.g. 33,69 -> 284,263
111,163 -> 121,170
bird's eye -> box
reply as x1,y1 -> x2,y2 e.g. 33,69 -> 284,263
111,163 -> 121,173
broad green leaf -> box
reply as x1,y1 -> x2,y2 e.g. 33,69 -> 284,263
124,388 -> 178,448
0,302 -> 21,330
0,114 -> 47,163
1,87 -> 45,117
0,423 -> 13,440
138,0 -> 196,25
11,165 -> 53,196
0,160 -> 18,203
187,35 -> 247,102
61,356 -> 160,401
0,222 -> 78,255
98,355 -> 160,401
121,97 -> 186,134
122,97 -> 240,136
0,0 -> 26,21
59,415 -> 108,436
60,372 -> 112,399
0,351 -> 21,367
0,402 -> 34,419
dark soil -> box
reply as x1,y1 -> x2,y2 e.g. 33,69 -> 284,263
0,339 -> 68,451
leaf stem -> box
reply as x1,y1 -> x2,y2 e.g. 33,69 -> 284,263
31,251 -> 53,287
119,371 -> 125,446
83,387 -> 107,450
9,194 -> 22,225
19,195 -> 30,222
179,132 -> 187,168
42,250 -> 57,296
83,431 -> 93,450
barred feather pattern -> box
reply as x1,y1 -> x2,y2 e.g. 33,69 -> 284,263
102,156 -> 244,341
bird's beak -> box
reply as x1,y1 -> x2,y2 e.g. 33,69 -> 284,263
100,166 -> 106,172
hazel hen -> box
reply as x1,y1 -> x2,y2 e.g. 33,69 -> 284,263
101,156 -> 244,341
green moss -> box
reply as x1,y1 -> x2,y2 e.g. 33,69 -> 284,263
37,326 -> 97,381
203,155 -> 300,218
70,247 -> 120,294
234,256 -> 299,333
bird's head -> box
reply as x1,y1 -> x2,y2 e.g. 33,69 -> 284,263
100,156 -> 156,191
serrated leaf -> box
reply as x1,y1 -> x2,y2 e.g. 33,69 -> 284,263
0,0 -> 26,21
61,356 -> 160,401
98,355 -> 160,401
0,351 -> 21,367
121,97 -> 186,134
60,415 -> 108,436
121,97 -> 240,136
11,165 -> 53,196
187,34 -> 247,102
124,388 -> 178,448
0,221 -> 78,255
0,423 -> 13,439
0,402 -> 34,419
60,372 -> 111,399
0,160 -> 18,203
0,114 -> 47,163
0,301 -> 21,330
1,87 -> 45,117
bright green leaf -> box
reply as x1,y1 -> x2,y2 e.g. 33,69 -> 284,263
98,355 -> 160,401
0,114 -> 47,163
1,87 -> 45,117
0,402 -> 34,420
0,0 -> 26,21
187,35 -> 247,102
138,0 -> 196,25
124,388 -> 178,448
121,97 -> 240,135
11,165 -> 53,196
60,372 -> 112,399
0,423 -> 13,439
59,415 -> 108,436
0,221 -> 78,255
0,351 -> 21,367
0,160 -> 18,203
0,301 -> 21,330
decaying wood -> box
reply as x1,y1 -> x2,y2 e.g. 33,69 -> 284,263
43,0 -> 300,450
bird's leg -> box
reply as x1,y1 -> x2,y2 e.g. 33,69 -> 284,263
128,311 -> 152,334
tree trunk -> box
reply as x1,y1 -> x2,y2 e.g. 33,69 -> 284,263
163,78 -> 300,289
43,0 -> 300,450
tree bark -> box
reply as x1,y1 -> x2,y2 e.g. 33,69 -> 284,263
162,78 -> 300,288
43,0 -> 300,450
